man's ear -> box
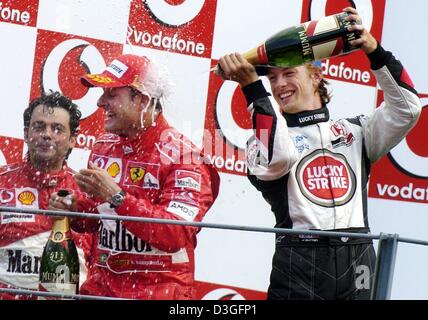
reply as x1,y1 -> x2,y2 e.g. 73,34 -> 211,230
311,68 -> 322,86
69,134 -> 77,149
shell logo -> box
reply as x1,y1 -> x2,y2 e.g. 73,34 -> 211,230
17,191 -> 36,205
107,162 -> 121,178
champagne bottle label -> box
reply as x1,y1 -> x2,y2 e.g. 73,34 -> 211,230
243,12 -> 360,71
39,264 -> 79,299
302,13 -> 358,60
39,216 -> 79,300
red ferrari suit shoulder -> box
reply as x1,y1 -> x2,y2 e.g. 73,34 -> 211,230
77,114 -> 220,299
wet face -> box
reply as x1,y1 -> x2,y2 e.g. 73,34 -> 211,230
267,65 -> 321,114
25,104 -> 75,171
97,87 -> 148,137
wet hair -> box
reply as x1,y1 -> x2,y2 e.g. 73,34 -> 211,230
129,87 -> 162,111
24,91 -> 82,134
305,63 -> 331,105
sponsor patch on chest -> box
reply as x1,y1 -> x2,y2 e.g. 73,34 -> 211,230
123,161 -> 160,189
330,123 -> 355,148
295,149 -> 356,207
91,154 -> 123,183
0,188 -> 38,224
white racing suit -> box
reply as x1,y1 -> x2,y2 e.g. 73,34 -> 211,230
244,45 -> 421,299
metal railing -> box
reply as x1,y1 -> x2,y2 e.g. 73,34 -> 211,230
1,206 -> 427,300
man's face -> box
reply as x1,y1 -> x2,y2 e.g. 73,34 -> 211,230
267,65 -> 321,114
25,104 -> 75,170
97,87 -> 147,136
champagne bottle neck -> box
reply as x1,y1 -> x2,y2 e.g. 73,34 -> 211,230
242,46 -> 267,65
50,217 -> 71,242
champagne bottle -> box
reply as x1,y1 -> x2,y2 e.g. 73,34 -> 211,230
216,12 -> 360,74
38,190 -> 79,299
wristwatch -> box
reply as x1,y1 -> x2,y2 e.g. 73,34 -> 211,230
109,190 -> 126,208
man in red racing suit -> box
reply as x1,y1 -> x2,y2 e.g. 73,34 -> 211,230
65,54 -> 220,299
0,92 -> 92,299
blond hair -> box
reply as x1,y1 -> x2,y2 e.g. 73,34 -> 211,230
305,63 -> 331,105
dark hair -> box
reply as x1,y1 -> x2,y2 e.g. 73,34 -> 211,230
24,91 -> 82,135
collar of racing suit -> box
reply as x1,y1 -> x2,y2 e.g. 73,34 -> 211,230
21,156 -> 70,188
283,106 -> 329,127
117,112 -> 170,151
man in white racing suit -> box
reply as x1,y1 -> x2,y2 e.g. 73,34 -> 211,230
217,7 -> 421,299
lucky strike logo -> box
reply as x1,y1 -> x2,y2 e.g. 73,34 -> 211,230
30,30 -> 123,149
203,61 -> 252,176
301,0 -> 386,87
296,149 -> 356,207
128,0 -> 217,58
369,95 -> 428,203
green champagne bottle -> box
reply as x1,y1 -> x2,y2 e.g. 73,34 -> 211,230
38,191 -> 79,299
242,12 -> 360,72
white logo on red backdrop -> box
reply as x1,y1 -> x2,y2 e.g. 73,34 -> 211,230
369,95 -> 428,203
301,0 -> 386,87
203,63 -> 251,176
216,81 -> 252,150
144,0 -> 205,26
128,0 -> 217,58
308,0 -> 374,32
42,39 -> 105,119
30,30 -> 123,145
296,149 -> 356,207
389,98 -> 428,178
0,151 -> 6,167
194,281 -> 266,300
202,288 -> 245,300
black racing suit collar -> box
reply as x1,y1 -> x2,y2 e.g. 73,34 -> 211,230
283,106 -> 329,127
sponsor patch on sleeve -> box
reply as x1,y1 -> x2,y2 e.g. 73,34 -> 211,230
166,201 -> 199,222
174,170 -> 201,191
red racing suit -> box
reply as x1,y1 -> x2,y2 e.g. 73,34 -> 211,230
74,114 -> 220,300
0,158 -> 92,299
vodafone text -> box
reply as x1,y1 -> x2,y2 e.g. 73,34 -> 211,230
129,27 -> 205,56
0,2 -> 30,24
322,59 -> 371,84
76,133 -> 96,149
376,183 -> 428,201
